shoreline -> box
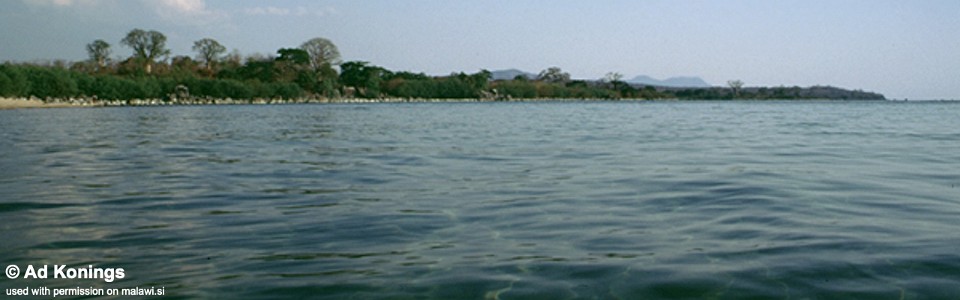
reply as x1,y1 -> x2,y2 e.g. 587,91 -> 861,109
0,97 -> 649,109
0,98 -> 83,109
1,97 -> 897,110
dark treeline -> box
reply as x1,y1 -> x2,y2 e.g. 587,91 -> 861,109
670,83 -> 885,100
0,29 -> 884,101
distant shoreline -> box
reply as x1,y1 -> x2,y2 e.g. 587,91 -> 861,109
1,97 -> 900,110
0,97 -> 627,109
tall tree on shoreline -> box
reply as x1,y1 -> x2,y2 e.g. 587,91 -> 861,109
192,38 -> 227,71
85,39 -> 111,71
121,29 -> 170,74
300,37 -> 341,71
604,72 -> 625,90
300,38 -> 342,97
728,80 -> 744,97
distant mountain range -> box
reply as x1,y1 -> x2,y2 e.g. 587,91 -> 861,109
490,69 -> 711,88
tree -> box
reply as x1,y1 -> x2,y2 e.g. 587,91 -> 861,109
22,66 -> 79,98
170,56 -> 200,75
192,38 -> 226,70
316,64 -> 339,98
86,39 -> 111,70
604,72 -> 623,82
339,61 -> 369,92
222,49 -> 242,69
121,29 -> 170,74
604,72 -> 624,83
339,61 -> 387,98
275,48 -> 313,89
235,58 -> 277,83
469,69 -> 492,90
0,64 -> 30,97
728,80 -> 744,97
604,72 -> 625,90
537,67 -> 570,83
276,48 -> 310,66
299,37 -> 341,71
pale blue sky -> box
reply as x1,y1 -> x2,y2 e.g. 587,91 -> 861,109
1,0 -> 958,99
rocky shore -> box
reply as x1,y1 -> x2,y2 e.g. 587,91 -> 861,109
3,95 -> 887,110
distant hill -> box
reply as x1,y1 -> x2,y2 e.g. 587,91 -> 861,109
627,75 -> 711,88
491,69 -> 536,81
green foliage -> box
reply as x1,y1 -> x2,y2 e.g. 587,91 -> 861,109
0,60 -> 312,101
0,64 -> 31,97
0,71 -> 11,96
454,70 -> 491,91
537,67 -> 571,84
121,29 -> 170,74
293,70 -> 318,93
315,64 -> 339,97
339,61 -> 389,98
388,71 -> 430,81
192,38 -> 226,69
339,61 -> 371,91
376,70 -> 492,99
434,77 -> 474,98
276,48 -> 310,66
86,39 -> 111,69
265,82 -> 304,99
86,76 -> 152,100
170,56 -> 201,77
383,79 -> 427,98
22,66 -> 80,99
270,49 -> 317,94
224,59 -> 276,83
492,80 -> 537,98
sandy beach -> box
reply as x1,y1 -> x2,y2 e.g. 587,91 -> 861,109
0,98 -> 78,109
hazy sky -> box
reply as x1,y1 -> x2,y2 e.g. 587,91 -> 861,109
1,0 -> 958,99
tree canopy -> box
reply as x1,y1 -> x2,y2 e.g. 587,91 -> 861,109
276,48 -> 310,66
120,29 -> 170,74
86,39 -> 111,70
192,38 -> 226,70
300,37 -> 341,71
537,67 -> 571,83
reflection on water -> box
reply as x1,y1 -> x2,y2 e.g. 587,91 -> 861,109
2,101 -> 960,298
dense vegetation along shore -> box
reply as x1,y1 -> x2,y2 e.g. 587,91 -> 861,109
0,94 -> 890,110
0,96 -> 670,110
0,28 -> 886,105
0,96 -> 611,109
0,96 -> 546,109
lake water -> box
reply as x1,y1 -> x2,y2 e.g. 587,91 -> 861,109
2,101 -> 959,299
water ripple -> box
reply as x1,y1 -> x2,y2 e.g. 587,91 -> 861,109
2,102 -> 960,298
